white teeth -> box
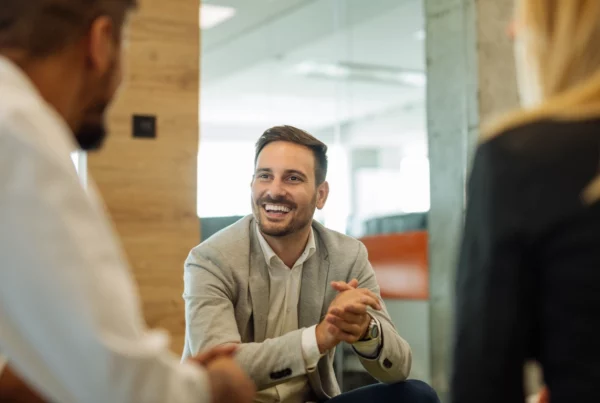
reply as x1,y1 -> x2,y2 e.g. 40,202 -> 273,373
265,204 -> 291,213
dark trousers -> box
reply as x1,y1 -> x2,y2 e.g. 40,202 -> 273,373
326,380 -> 439,403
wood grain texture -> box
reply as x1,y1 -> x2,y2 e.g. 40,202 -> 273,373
87,0 -> 200,353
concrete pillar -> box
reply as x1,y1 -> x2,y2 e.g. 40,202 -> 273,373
425,0 -> 519,400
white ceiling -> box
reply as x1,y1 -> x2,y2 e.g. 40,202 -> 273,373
199,0 -> 426,156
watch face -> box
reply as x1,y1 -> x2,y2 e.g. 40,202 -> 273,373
369,321 -> 379,339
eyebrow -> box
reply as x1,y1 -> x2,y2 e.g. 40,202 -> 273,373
284,169 -> 308,179
255,168 -> 308,179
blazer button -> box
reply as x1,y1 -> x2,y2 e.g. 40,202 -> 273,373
383,358 -> 393,369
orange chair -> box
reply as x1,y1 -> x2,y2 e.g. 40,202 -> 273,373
360,231 -> 429,300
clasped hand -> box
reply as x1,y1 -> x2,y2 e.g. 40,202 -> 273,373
188,345 -> 256,403
316,279 -> 382,353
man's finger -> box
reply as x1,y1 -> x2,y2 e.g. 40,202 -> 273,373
355,294 -> 381,311
342,303 -> 368,315
330,278 -> 359,292
329,307 -> 364,325
331,280 -> 358,292
207,344 -> 238,357
326,323 -> 360,344
358,289 -> 382,308
326,314 -> 363,337
330,281 -> 352,292
192,344 -> 238,365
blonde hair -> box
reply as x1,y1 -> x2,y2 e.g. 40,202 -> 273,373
482,0 -> 600,204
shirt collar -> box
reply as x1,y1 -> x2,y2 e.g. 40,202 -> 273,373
0,56 -> 78,154
255,222 -> 316,270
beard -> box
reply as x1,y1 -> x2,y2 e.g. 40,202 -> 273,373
75,116 -> 107,151
75,56 -> 117,151
258,216 -> 299,238
253,194 -> 316,238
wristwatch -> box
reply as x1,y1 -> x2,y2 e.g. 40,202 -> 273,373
359,317 -> 380,341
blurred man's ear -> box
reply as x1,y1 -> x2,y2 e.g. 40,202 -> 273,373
87,16 -> 116,76
316,181 -> 329,210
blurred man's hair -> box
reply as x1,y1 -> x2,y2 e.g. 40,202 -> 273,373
255,125 -> 329,185
0,0 -> 137,57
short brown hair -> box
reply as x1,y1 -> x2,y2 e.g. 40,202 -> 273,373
255,125 -> 329,184
0,0 -> 137,57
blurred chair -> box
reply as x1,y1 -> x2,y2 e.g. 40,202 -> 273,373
362,212 -> 427,236
335,230 -> 430,392
199,216 -> 244,242
360,231 -> 428,300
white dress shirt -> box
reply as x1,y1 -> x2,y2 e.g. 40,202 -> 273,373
254,225 -> 381,403
0,56 -> 210,403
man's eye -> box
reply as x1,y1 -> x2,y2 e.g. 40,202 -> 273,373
289,176 -> 301,182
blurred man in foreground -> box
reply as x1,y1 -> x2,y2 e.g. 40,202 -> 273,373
0,1 -> 255,402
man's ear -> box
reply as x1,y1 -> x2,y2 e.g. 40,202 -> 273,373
316,181 -> 329,210
87,16 -> 116,75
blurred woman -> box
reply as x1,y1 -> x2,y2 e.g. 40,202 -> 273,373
451,1 -> 600,402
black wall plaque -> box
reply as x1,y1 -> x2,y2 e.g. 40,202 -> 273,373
132,115 -> 157,139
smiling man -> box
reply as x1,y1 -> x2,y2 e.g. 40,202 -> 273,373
182,125 -> 439,403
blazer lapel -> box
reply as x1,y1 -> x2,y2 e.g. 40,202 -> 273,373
249,224 -> 270,342
299,231 -> 330,328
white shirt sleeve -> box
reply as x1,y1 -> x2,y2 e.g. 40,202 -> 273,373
0,122 -> 210,403
352,317 -> 382,359
301,326 -> 324,372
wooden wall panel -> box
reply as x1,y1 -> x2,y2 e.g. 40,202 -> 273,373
88,0 -> 200,353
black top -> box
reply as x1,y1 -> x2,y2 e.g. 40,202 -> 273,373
451,118 -> 600,403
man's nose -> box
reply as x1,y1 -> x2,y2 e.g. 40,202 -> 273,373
266,178 -> 287,198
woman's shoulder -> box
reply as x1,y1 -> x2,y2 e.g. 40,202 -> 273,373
478,117 -> 600,166
472,118 -> 600,212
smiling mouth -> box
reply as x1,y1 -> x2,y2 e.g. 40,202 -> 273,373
262,203 -> 292,218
